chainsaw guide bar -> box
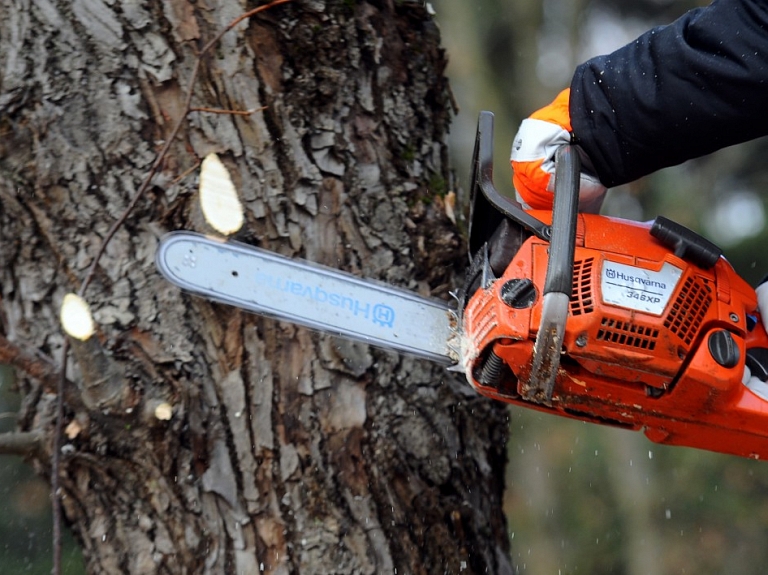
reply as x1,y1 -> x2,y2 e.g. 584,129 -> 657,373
156,232 -> 460,365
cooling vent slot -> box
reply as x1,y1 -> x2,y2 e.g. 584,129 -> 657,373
571,258 -> 595,316
663,276 -> 712,345
597,317 -> 659,350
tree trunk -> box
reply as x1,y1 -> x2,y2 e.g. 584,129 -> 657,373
0,1 -> 512,573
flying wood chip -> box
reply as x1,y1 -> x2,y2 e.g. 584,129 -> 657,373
199,153 -> 244,235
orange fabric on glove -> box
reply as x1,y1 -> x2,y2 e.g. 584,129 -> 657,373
530,88 -> 572,130
511,89 -> 574,210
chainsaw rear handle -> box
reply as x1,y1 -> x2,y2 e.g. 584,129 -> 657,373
544,145 -> 581,296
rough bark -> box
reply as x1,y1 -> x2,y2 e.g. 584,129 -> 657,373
0,1 -> 512,574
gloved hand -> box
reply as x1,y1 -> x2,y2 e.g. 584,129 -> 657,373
511,88 -> 607,213
743,282 -> 768,400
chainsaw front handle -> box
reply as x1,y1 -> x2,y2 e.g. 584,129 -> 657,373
524,145 -> 581,404
544,145 -> 581,296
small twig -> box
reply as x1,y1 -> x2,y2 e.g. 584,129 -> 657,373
204,0 -> 293,51
0,430 -> 43,456
169,159 -> 202,191
0,333 -> 61,390
0,334 -> 83,409
190,105 -> 267,116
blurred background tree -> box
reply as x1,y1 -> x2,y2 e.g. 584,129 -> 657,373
2,0 -> 768,573
0,367 -> 84,573
434,0 -> 768,574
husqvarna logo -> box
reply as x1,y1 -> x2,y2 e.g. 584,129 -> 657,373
601,261 -> 682,316
372,304 -> 396,327
605,267 -> 667,289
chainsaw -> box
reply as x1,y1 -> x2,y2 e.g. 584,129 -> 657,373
156,112 -> 768,460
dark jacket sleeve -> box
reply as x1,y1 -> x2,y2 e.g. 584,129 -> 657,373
570,0 -> 768,188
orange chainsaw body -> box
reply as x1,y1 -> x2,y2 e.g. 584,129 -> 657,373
463,210 -> 768,460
